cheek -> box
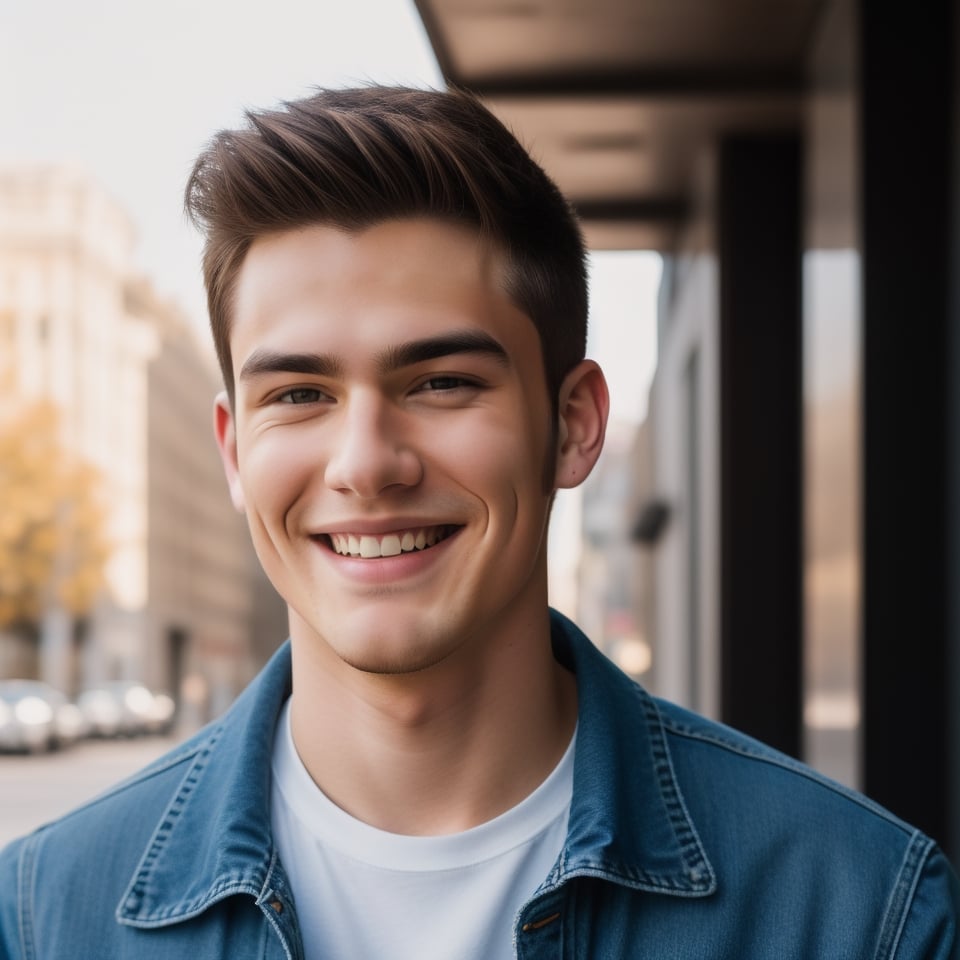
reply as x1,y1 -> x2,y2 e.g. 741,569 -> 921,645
540,410 -> 559,493
238,430 -> 314,528
437,410 -> 551,515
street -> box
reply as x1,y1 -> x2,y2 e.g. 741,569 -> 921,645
0,735 -> 182,847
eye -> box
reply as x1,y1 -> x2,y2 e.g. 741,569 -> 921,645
277,387 -> 324,404
416,376 -> 475,392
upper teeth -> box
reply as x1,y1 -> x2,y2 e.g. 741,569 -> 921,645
329,527 -> 449,558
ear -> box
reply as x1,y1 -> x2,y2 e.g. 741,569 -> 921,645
213,392 -> 246,513
554,360 -> 610,490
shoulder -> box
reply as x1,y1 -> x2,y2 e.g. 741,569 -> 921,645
649,696 -> 959,958
0,729 -> 211,899
652,696 -> 906,829
0,640 -> 292,878
649,694 -> 925,858
0,729 -> 210,954
0,728 -> 208,876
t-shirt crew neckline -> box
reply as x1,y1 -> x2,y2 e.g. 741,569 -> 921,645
270,697 -> 576,873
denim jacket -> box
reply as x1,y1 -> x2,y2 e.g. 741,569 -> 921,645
1,611 -> 957,959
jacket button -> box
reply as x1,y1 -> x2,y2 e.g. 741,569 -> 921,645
522,911 -> 560,932
269,899 -> 283,914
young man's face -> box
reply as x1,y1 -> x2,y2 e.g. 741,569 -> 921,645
216,218 -> 566,675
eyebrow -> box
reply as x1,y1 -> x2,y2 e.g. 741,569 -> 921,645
377,330 -> 509,372
238,330 -> 509,384
238,350 -> 343,383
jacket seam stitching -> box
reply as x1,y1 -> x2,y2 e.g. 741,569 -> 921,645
873,830 -> 931,960
257,852 -> 296,960
640,694 -> 716,888
660,717 -> 914,835
38,743 -> 205,834
118,881 -> 263,926
16,834 -> 38,960
115,725 -> 223,922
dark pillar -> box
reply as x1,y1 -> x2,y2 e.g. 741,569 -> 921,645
859,0 -> 957,857
718,135 -> 804,759
951,0 -> 960,869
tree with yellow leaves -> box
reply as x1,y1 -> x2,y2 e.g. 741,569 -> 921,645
0,401 -> 108,635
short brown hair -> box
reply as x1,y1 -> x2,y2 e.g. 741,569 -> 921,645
185,86 -> 588,407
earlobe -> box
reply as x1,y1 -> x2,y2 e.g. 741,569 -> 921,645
213,392 -> 246,513
554,360 -> 610,490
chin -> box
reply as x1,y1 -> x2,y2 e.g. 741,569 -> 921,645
335,640 -> 455,677
320,615 -> 457,677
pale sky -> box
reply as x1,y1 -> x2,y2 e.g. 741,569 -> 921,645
1,0 -> 658,425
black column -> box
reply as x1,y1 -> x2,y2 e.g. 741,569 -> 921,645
718,135 -> 804,759
951,0 -> 960,869
860,0 -> 957,856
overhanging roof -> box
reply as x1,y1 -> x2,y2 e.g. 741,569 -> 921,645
414,0 -> 822,250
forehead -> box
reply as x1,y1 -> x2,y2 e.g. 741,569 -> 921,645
230,218 -> 535,359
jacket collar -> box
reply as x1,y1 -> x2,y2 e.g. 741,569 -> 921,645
118,610 -> 714,926
117,642 -> 294,927
550,610 -> 716,897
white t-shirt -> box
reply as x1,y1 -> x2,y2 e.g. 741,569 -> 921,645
270,698 -> 575,960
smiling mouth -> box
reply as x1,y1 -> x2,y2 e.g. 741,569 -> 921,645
324,525 -> 459,559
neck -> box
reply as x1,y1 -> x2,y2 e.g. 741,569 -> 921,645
287,606 -> 577,836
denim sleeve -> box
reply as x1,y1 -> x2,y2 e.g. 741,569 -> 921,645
886,845 -> 959,960
0,837 -> 26,960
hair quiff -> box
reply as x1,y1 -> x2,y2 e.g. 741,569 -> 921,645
185,85 -> 588,406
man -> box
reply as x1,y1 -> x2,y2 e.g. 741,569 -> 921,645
0,86 -> 956,959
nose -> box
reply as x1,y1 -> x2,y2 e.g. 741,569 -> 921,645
323,392 -> 423,498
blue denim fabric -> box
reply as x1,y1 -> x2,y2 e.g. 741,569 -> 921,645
1,611 -> 957,958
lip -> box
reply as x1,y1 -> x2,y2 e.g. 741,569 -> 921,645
312,525 -> 463,583
315,517 -> 458,536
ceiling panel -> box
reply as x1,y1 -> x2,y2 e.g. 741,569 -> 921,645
414,0 -> 821,250
491,94 -> 799,202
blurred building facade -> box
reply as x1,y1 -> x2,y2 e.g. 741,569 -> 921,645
0,167 -> 286,723
577,423 -> 654,684
415,0 -> 960,861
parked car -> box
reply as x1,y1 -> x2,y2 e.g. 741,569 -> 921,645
0,680 -> 87,753
78,682 -> 175,738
